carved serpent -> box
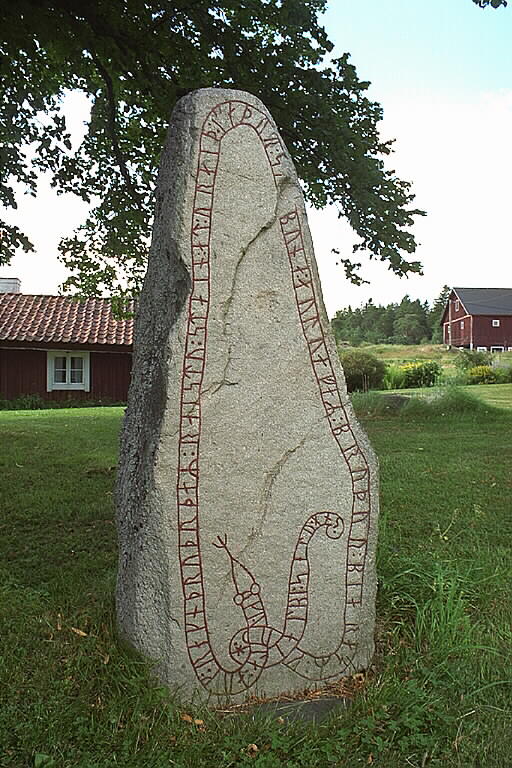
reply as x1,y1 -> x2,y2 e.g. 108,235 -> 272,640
189,512 -> 345,696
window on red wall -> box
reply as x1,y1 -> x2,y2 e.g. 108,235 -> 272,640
47,351 -> 90,392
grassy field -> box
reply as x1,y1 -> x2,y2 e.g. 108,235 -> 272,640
381,382 -> 512,410
353,344 -> 456,364
349,344 -> 512,377
1,398 -> 511,767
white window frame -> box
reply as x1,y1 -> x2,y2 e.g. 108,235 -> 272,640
460,320 -> 464,329
455,300 -> 460,312
492,319 -> 500,327
491,346 -> 504,353
476,346 -> 487,352
47,351 -> 90,392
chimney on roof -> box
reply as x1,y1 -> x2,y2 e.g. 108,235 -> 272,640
0,277 -> 21,294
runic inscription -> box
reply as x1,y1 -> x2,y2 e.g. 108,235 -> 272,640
175,100 -> 372,696
117,88 -> 378,705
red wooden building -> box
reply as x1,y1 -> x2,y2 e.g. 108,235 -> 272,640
0,284 -> 133,403
441,287 -> 512,351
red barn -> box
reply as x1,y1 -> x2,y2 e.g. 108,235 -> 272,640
0,281 -> 133,404
441,287 -> 512,351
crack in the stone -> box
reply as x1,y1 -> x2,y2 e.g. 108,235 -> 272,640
169,613 -> 181,630
209,379 -> 238,395
202,378 -> 238,397
188,174 -> 302,598
202,343 -> 239,396
237,431 -> 312,561
220,192 -> 281,334
262,432 -> 310,511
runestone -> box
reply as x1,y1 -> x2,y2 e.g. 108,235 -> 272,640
116,88 -> 379,704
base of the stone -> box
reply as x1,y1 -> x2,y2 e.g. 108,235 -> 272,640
215,674 -> 364,723
250,696 -> 351,723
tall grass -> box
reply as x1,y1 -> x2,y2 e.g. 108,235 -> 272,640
351,384 -> 496,419
402,385 -> 495,416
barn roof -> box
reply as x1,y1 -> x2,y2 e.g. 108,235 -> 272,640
0,294 -> 134,346
453,287 -> 512,316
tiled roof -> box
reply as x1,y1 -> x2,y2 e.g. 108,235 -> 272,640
454,287 -> 512,316
0,294 -> 134,346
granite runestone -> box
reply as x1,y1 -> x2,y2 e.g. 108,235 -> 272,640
116,87 -> 379,705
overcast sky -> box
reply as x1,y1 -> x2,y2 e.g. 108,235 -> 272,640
2,0 -> 511,317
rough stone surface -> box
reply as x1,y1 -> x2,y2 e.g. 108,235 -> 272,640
116,88 -> 379,705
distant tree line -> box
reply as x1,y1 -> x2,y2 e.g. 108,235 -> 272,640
331,286 -> 451,346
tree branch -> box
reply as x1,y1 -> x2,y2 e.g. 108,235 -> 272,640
90,50 -> 142,206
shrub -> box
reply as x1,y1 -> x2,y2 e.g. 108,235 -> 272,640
0,394 -> 46,410
338,348 -> 387,392
404,361 -> 441,387
383,364 -> 407,390
495,365 -> 512,384
454,349 -> 492,372
0,394 -> 126,410
384,360 -> 441,389
466,365 -> 497,384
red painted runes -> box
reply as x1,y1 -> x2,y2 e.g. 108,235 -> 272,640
174,100 -> 372,696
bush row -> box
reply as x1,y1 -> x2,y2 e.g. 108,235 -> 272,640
339,349 -> 512,392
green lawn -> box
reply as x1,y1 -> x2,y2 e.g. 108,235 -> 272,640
354,343 -> 456,364
1,402 -> 511,767
382,382 -> 512,410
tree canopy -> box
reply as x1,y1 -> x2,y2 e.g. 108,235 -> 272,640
0,1 -> 504,298
331,286 -> 451,346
